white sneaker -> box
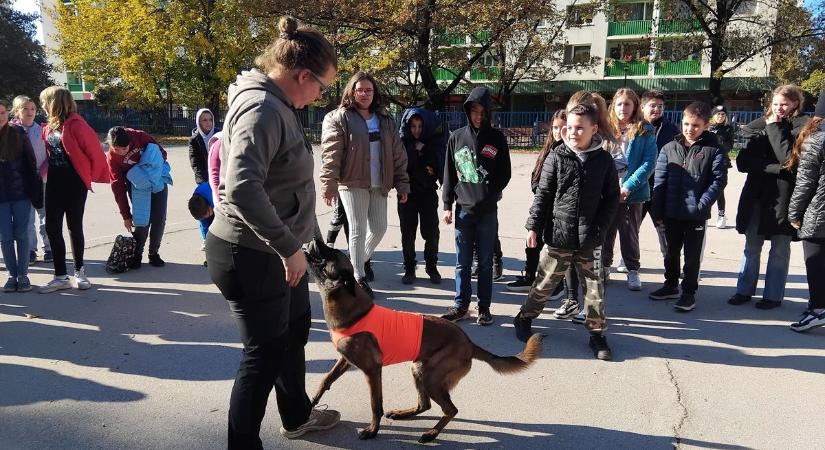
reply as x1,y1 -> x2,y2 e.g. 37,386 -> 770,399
627,270 -> 642,291
39,276 -> 72,294
280,407 -> 341,439
572,309 -> 586,325
716,216 -> 727,229
616,259 -> 628,273
74,267 -> 92,290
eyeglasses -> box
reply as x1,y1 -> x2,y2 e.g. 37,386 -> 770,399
309,71 -> 331,95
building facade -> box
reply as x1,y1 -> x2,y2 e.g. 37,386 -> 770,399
39,0 -> 95,101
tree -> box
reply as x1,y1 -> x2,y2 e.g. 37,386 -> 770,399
654,0 -> 825,105
0,0 -> 52,103
49,0 -> 270,111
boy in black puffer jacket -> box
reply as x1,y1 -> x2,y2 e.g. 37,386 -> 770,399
513,102 -> 619,361
649,102 -> 727,311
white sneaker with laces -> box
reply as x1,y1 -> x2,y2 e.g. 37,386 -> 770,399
39,276 -> 72,294
74,267 -> 92,290
572,309 -> 586,325
616,259 -> 628,273
627,270 -> 642,291
716,216 -> 727,229
790,309 -> 825,332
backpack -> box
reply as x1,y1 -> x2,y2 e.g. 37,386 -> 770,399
105,235 -> 136,274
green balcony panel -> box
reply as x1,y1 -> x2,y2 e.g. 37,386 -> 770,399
607,20 -> 652,36
435,67 -> 460,80
470,30 -> 491,44
655,60 -> 701,76
604,61 -> 649,77
470,67 -> 501,81
659,19 -> 701,34
68,83 -> 83,92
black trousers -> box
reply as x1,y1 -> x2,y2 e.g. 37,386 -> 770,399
130,186 -> 168,258
326,196 -> 349,245
663,219 -> 705,294
45,166 -> 88,277
803,238 -> 825,309
398,190 -> 439,269
205,233 -> 312,450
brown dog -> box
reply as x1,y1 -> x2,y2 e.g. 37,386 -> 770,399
305,237 -> 543,443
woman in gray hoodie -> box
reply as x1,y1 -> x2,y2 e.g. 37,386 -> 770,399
204,17 -> 340,448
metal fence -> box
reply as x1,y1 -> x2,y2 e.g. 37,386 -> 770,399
76,105 -> 764,149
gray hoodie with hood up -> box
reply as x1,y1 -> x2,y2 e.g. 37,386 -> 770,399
210,69 -> 316,258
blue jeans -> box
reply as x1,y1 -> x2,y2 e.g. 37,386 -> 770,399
0,200 -> 32,278
454,209 -> 498,309
736,212 -> 792,302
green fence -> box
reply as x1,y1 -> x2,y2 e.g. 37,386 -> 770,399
604,60 -> 649,77
654,60 -> 701,76
607,20 -> 652,36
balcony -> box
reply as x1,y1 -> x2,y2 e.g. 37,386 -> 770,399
654,60 -> 701,76
607,20 -> 652,36
434,66 -> 501,81
604,60 -> 649,77
658,19 -> 701,34
442,30 -> 490,46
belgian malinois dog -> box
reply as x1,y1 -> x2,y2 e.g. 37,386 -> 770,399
305,237 -> 543,443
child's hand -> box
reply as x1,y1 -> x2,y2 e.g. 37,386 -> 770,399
620,188 -> 630,201
443,210 -> 453,225
526,231 -> 538,248
415,142 -> 425,152
791,220 -> 801,230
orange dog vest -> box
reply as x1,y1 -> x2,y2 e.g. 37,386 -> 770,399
329,305 -> 424,366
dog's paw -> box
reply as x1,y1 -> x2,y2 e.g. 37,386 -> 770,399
418,429 -> 439,443
358,428 -> 378,440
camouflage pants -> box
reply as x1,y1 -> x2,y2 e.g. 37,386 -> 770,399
520,246 -> 607,333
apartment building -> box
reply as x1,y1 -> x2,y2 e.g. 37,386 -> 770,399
39,0 -> 95,101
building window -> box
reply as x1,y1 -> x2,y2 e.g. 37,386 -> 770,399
735,0 -> 757,15
566,4 -> 596,26
608,41 -> 651,61
658,40 -> 699,61
564,45 -> 592,65
613,2 -> 655,21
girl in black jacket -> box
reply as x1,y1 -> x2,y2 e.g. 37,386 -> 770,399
786,90 -> 825,332
730,85 -> 809,310
188,108 -> 219,184
708,104 -> 735,229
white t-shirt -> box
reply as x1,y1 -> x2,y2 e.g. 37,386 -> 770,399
367,114 -> 382,187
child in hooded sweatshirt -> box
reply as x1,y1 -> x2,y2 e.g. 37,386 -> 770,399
441,86 -> 511,325
188,108 -> 219,185
398,107 -> 445,285
513,100 -> 619,361
648,102 -> 727,312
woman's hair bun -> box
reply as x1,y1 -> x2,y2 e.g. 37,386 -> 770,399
279,16 -> 298,39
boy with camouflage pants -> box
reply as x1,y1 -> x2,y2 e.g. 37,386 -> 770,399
512,102 -> 619,360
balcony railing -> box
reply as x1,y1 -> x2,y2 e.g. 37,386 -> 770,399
607,20 -> 652,36
654,59 -> 701,76
604,60 -> 649,77
434,66 -> 501,81
441,30 -> 490,46
658,19 -> 701,34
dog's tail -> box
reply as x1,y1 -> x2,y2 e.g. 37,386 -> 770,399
472,334 -> 544,374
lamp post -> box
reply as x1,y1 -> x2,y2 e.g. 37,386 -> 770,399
623,64 -> 629,88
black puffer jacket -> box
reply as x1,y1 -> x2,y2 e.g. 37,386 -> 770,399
0,124 -> 43,208
736,115 -> 810,237
188,128 -> 220,184
788,123 -> 825,239
526,138 -> 619,251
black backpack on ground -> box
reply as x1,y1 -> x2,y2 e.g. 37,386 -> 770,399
105,235 -> 136,274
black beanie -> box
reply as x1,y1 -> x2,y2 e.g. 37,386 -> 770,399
816,90 -> 825,119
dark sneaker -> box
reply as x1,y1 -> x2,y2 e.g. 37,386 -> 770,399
3,277 -> 17,293
441,306 -> 470,322
649,285 -> 680,300
493,259 -> 504,281
148,254 -> 165,267
401,268 -> 416,285
29,251 -> 37,266
589,334 -> 612,361
43,251 -> 53,263
506,273 -> 535,292
572,309 -> 586,325
476,306 -> 493,326
674,294 -> 696,312
280,407 -> 341,439
550,282 -> 565,301
755,299 -> 781,310
17,276 -> 32,292
513,312 -> 532,342
728,293 -> 752,305
357,278 -> 375,300
790,309 -> 825,332
127,256 -> 142,270
364,259 -> 374,282
425,265 -> 442,284
553,298 -> 580,319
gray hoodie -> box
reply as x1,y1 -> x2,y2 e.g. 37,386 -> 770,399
209,69 -> 316,257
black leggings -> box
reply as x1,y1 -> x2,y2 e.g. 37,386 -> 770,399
803,238 -> 825,310
45,166 -> 88,277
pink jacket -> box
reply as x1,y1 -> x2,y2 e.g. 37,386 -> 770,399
208,134 -> 222,206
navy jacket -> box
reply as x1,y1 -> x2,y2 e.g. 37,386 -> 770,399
652,132 -> 727,222
0,124 -> 43,209
399,107 -> 445,193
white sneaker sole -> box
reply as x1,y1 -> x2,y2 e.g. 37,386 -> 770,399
39,283 -> 72,294
790,318 -> 825,332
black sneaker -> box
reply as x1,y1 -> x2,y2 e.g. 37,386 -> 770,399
755,299 -> 781,310
727,293 -> 752,305
364,260 -> 375,282
425,265 -> 442,284
43,251 -> 53,263
649,285 -> 680,300
148,254 -> 165,267
790,309 -> 825,332
357,278 -> 375,299
513,312 -> 532,342
441,306 -> 470,322
493,259 -> 504,281
506,273 -> 535,292
476,306 -> 493,326
674,294 -> 696,312
29,251 -> 37,266
127,256 -> 142,270
401,268 -> 416,285
589,334 -> 612,361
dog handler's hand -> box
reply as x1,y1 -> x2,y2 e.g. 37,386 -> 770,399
526,230 -> 538,248
283,249 -> 307,287
443,210 -> 453,225
322,192 -> 336,207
